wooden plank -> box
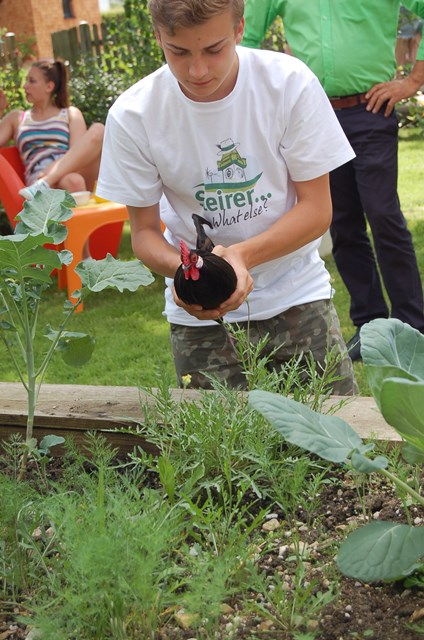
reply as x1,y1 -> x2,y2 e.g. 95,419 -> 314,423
0,383 -> 401,451
4,33 -> 18,70
0,383 -> 201,428
322,396 -> 401,443
92,24 -> 102,61
0,423 -> 155,456
68,27 -> 81,67
79,22 -> 93,56
0,383 -> 200,455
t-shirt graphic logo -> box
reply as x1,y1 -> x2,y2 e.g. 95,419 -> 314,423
200,138 -> 262,193
216,138 -> 247,185
194,139 -> 268,228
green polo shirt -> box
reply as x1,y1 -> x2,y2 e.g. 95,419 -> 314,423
242,0 -> 424,96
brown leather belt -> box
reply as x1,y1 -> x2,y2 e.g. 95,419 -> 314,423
329,93 -> 368,110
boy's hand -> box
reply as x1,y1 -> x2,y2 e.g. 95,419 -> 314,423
172,292 -> 222,321
213,244 -> 254,315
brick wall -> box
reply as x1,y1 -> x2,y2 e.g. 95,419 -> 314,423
0,0 -> 101,59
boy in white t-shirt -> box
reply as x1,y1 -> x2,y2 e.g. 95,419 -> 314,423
97,0 -> 358,394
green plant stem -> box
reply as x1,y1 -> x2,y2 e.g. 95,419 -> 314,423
380,467 -> 424,507
18,299 -> 76,481
30,295 -> 40,342
18,268 -> 37,480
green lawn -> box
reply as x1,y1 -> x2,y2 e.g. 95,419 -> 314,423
0,128 -> 422,391
0,226 -> 177,388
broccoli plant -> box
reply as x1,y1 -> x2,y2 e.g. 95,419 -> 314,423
249,318 -> 424,585
0,189 -> 154,479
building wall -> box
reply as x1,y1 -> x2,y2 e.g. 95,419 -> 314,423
0,0 -> 35,55
0,0 -> 101,59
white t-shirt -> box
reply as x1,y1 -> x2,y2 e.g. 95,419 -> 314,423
97,46 -> 355,326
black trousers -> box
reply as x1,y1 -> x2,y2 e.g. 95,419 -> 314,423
330,103 -> 424,332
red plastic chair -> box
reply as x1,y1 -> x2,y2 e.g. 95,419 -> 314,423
0,147 -> 25,226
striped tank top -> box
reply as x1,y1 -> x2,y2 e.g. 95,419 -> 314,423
17,108 -> 70,184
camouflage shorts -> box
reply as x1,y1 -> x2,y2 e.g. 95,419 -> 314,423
170,299 -> 358,395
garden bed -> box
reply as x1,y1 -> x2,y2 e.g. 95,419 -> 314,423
1,455 -> 423,640
1,382 -> 422,640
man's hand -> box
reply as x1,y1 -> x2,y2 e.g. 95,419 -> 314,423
366,61 -> 424,117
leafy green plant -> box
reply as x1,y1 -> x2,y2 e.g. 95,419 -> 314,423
126,350 -> 333,516
0,471 -> 38,596
115,0 -> 164,74
249,318 -> 424,585
227,320 -> 347,407
0,61 -> 26,111
15,470 -> 187,638
0,29 -> 33,111
66,1 -> 164,125
23,434 -> 66,487
362,319 -> 424,461
0,189 -> 154,479
69,58 -> 133,125
1,435 -> 262,639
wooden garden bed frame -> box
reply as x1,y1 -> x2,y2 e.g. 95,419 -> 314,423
0,383 -> 401,455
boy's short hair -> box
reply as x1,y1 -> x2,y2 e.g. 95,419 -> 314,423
148,0 -> 244,34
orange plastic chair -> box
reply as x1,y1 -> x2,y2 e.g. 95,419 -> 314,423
62,201 -> 128,311
0,146 -> 128,311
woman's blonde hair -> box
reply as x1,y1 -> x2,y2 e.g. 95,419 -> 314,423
148,0 -> 244,34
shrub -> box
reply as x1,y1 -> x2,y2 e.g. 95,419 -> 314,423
0,63 -> 26,111
69,59 -> 133,125
69,0 -> 164,124
0,28 -> 34,110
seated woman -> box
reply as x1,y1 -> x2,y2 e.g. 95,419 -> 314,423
0,58 -> 104,200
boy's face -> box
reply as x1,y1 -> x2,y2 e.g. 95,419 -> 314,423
155,10 -> 244,102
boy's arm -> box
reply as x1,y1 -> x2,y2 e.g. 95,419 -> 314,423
223,173 -> 331,269
127,204 -> 181,278
213,173 -> 332,316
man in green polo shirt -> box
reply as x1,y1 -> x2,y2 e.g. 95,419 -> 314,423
242,1 -> 424,361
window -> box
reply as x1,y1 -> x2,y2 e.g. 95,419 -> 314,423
62,0 -> 74,18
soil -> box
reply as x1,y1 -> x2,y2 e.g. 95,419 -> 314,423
1,459 -> 423,640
